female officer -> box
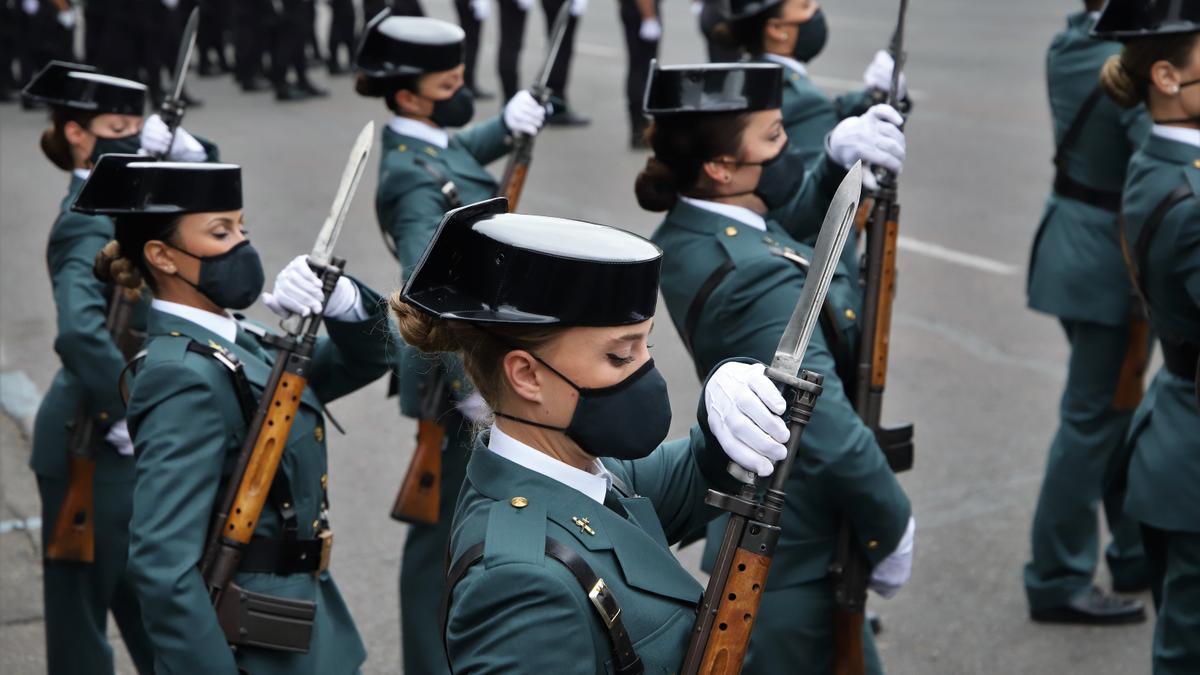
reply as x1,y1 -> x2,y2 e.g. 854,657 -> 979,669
1094,1 -> 1200,671
354,13 -> 546,673
22,60 -> 216,675
637,62 -> 913,673
712,0 -> 909,172
394,197 -> 792,673
1023,0 -> 1151,627
75,155 -> 391,674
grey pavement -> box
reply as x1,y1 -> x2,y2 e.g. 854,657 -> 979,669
0,0 -> 1155,672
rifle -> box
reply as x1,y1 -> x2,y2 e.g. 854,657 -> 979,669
838,2 -> 912,673
390,370 -> 450,525
45,286 -> 141,563
155,7 -> 200,157
198,122 -> 373,652
682,164 -> 863,675
496,0 -> 571,211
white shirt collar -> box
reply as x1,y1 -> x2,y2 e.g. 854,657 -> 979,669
1152,124 -> 1200,148
679,196 -> 768,232
151,298 -> 239,343
73,168 -> 90,180
487,424 -> 612,505
388,115 -> 449,149
762,52 -> 808,78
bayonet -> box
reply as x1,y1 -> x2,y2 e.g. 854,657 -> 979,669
157,6 -> 200,156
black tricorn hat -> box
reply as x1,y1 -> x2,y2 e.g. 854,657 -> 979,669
72,154 -> 243,215
401,198 -> 662,326
726,0 -> 784,23
355,10 -> 465,93
22,61 -> 147,115
1093,0 -> 1200,40
644,61 -> 783,116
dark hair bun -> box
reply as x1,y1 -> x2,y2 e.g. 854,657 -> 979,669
94,240 -> 145,296
635,157 -> 680,212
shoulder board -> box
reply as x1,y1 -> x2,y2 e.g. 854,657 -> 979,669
143,332 -> 192,364
713,225 -> 780,265
482,497 -> 549,569
1185,161 -> 1200,197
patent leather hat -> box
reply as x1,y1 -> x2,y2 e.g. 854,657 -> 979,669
22,61 -> 147,115
726,0 -> 784,23
355,10 -> 465,87
644,61 -> 783,116
402,198 -> 662,326
1093,0 -> 1200,40
72,154 -> 243,215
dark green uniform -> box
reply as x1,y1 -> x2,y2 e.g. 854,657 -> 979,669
374,115 -> 513,675
124,292 -> 390,674
653,199 -> 911,673
1118,130 -> 1200,674
445,419 -> 739,672
1023,10 -> 1152,610
761,55 -> 872,169
30,173 -> 155,675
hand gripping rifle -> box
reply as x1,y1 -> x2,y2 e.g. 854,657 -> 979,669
155,7 -> 200,159
496,0 -> 571,212
681,163 -> 863,675
837,2 -> 913,673
198,122 -> 373,651
45,286 -> 141,563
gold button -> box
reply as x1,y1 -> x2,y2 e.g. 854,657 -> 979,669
397,144 -> 407,152
1194,159 -> 1200,169
312,520 -> 321,529
725,226 -> 738,237
450,380 -> 462,391
510,496 -> 528,508
867,540 -> 879,550
845,309 -> 857,321
321,474 -> 328,489
98,412 -> 109,421
314,426 -> 325,443
170,331 -> 181,337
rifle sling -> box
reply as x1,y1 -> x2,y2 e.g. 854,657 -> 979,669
441,537 -> 644,675
1052,85 -> 1122,212
414,156 -> 463,209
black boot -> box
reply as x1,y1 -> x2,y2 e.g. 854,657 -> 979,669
1030,586 -> 1146,625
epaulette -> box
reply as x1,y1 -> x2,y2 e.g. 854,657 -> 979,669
481,496 -> 549,569
1184,159 -> 1200,197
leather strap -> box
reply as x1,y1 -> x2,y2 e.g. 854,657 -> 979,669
1161,339 -> 1200,381
239,535 -> 324,574
441,538 -> 645,675
1052,86 -> 1122,212
414,156 -> 463,209
683,260 -> 734,357
1132,183 -> 1194,301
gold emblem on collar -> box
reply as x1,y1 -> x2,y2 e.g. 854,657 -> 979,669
208,340 -> 229,354
423,146 -> 439,157
572,516 -> 596,536
315,426 -> 325,443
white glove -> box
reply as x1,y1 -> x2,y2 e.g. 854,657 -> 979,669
162,0 -> 179,8
21,0 -> 38,15
828,104 -> 905,189
639,16 -> 662,42
704,362 -> 789,477
869,517 -> 915,598
690,1 -> 703,16
471,0 -> 490,21
504,90 -> 547,137
863,49 -> 907,100
455,390 -> 491,423
514,0 -> 533,12
570,0 -> 587,16
56,9 -> 76,28
261,255 -> 367,322
105,419 -> 134,457
139,114 -> 208,162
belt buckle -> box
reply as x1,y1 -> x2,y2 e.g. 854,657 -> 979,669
588,578 -> 620,628
317,528 -> 333,575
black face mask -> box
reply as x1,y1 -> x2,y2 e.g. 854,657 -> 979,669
429,87 -> 475,128
89,132 -> 141,165
172,240 -> 266,310
495,356 -> 673,461
702,142 -> 807,211
1155,78 -> 1200,125
791,9 -> 828,63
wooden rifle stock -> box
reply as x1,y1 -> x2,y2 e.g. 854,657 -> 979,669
832,609 -> 866,675
390,419 -> 444,525
46,287 -> 140,563
682,372 -> 824,675
501,162 -> 531,213
497,101 -> 538,212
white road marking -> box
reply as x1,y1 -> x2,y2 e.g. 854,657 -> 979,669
0,517 -> 41,534
897,236 -> 1020,276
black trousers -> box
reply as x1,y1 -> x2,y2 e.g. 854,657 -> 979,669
497,0 -> 578,103
0,2 -> 17,95
453,0 -> 482,91
617,0 -> 658,129
84,0 -> 109,64
17,5 -> 73,87
327,0 -> 355,66
364,0 -> 424,19
699,0 -> 741,62
234,0 -> 270,85
198,0 -> 231,70
272,0 -> 315,87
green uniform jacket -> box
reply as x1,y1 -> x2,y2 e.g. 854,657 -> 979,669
653,201 -> 911,588
1119,133 -> 1200,532
758,56 -> 872,169
375,117 -> 513,417
31,174 -> 150,483
445,389 -> 742,674
124,290 -> 390,674
1027,11 -> 1151,325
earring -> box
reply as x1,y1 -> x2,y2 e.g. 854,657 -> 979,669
782,33 -> 789,39
1174,86 -> 1181,94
